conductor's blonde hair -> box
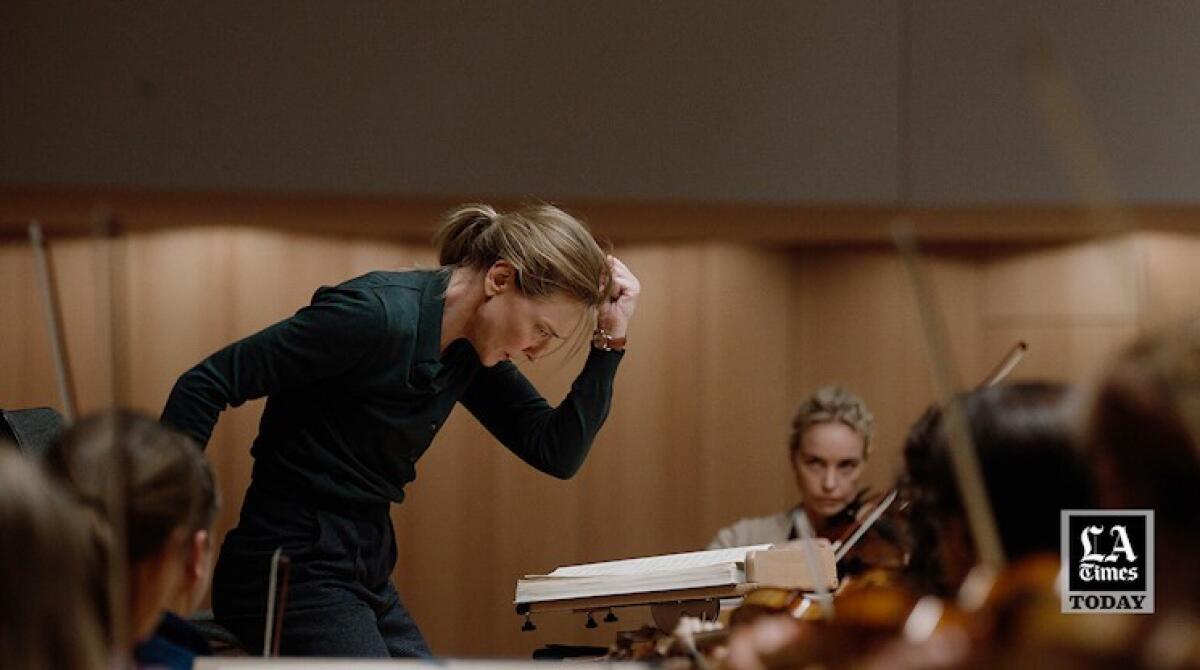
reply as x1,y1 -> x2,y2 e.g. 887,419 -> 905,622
435,203 -> 610,309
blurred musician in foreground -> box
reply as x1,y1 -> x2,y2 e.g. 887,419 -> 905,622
1086,325 -> 1200,621
46,411 -> 218,669
902,382 -> 1096,596
708,386 -> 888,549
0,448 -> 110,670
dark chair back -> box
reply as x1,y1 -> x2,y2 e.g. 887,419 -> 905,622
0,407 -> 65,458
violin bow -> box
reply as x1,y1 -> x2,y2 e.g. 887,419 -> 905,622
28,220 -> 78,422
790,508 -> 834,619
894,221 -> 1007,571
87,208 -> 135,656
264,547 -> 292,657
829,332 -> 1021,564
976,341 -> 1028,389
832,488 -> 899,563
1020,39 -> 1159,329
264,548 -> 283,656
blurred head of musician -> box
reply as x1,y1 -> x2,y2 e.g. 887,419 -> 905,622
902,382 -> 1095,596
1085,324 -> 1200,612
44,410 -> 218,650
789,386 -> 874,535
0,447 -> 110,670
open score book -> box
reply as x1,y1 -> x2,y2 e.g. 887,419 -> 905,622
515,544 -> 776,604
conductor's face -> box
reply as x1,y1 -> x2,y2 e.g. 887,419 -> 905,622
793,422 -> 867,521
469,262 -> 585,367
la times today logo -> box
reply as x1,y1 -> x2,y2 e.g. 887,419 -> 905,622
1061,510 -> 1154,613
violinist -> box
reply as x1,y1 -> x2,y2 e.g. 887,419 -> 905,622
707,387 -> 899,574
724,382 -> 1099,670
902,381 -> 1096,596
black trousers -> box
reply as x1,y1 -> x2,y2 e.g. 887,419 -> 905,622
212,482 -> 431,657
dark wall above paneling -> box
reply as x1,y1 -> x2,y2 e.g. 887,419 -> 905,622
908,1 -> 1200,204
0,1 -> 899,203
6,2 -> 1200,206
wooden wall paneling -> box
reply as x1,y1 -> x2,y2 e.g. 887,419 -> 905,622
976,231 -> 1200,388
594,245 -> 707,556
565,245 -> 707,560
121,227 -> 241,563
1136,232 -> 1200,328
789,250 -> 985,494
344,240 -> 438,277
925,254 -> 987,390
0,240 -> 55,411
122,228 -> 237,414
693,244 -> 795,541
52,237 -> 107,414
0,235 -> 111,416
981,236 -> 1142,388
983,237 -> 1141,321
981,324 -> 1139,388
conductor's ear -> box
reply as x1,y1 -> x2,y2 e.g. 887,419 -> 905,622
484,261 -> 516,298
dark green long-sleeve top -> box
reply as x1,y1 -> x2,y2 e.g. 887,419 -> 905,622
161,269 -> 623,507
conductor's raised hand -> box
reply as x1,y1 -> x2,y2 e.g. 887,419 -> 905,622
598,256 -> 639,339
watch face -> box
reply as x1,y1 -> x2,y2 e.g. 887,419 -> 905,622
592,330 -> 608,349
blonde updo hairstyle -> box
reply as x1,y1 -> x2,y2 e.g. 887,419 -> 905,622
789,386 -> 875,459
435,204 -> 611,346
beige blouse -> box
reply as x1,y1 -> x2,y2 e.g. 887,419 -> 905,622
706,509 -> 797,550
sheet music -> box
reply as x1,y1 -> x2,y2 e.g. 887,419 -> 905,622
531,544 -> 772,578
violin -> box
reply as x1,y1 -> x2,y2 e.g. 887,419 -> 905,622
715,487 -> 902,633
824,488 -> 908,579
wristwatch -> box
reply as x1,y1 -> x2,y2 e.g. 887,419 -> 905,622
591,328 -> 627,352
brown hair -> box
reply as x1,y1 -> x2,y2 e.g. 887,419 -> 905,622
45,411 -> 218,563
789,386 -> 874,458
903,383 -> 1095,595
44,411 -> 218,648
435,203 -> 610,309
0,448 -> 110,670
1086,324 -> 1200,535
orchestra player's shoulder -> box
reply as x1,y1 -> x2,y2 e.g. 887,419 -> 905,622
706,510 -> 793,550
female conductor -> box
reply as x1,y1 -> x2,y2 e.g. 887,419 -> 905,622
161,203 -> 639,657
